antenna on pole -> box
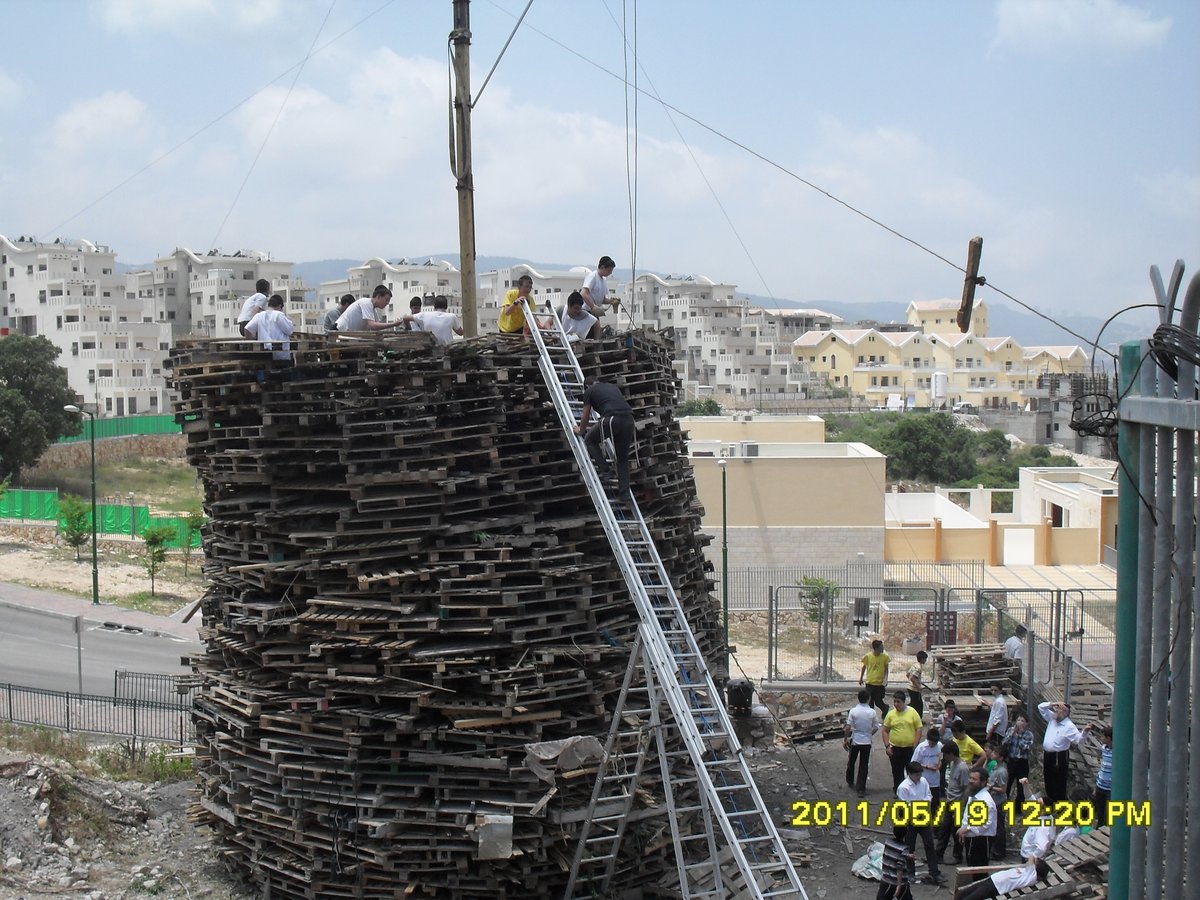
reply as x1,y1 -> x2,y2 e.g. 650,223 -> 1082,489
450,1 -> 479,337
957,235 -> 985,334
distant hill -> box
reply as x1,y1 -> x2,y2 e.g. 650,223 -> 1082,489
741,294 -> 1156,358
140,251 -> 1152,356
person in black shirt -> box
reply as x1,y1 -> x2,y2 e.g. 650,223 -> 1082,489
574,378 -> 634,494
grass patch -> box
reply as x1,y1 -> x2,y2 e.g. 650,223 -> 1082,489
93,740 -> 193,783
22,457 -> 202,513
115,591 -> 185,616
0,723 -> 90,763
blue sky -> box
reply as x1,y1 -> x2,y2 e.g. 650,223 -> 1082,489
1,0 -> 1196,325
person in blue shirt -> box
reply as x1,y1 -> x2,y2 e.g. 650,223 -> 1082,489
1086,723 -> 1113,811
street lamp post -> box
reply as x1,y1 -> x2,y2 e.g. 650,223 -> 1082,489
64,405 -> 99,607
718,458 -> 729,676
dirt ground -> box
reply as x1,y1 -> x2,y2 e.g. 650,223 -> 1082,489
0,541 -> 934,897
0,728 -> 950,900
0,542 -> 203,614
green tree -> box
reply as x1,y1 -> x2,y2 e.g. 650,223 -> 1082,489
181,510 -> 206,576
677,398 -> 723,417
880,413 -> 976,483
141,524 -> 176,596
0,335 -> 79,482
798,576 -> 840,625
59,493 -> 91,562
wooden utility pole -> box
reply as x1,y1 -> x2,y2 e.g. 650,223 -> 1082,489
957,236 -> 985,333
450,0 -> 479,336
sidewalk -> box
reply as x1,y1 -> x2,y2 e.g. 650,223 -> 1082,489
0,581 -> 201,643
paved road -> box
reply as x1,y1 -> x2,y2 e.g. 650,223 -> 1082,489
0,582 -> 201,695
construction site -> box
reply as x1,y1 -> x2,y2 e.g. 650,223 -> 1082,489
167,315 -> 803,898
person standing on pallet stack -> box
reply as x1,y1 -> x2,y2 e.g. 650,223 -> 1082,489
243,294 -> 294,363
574,377 -> 634,496
324,294 -> 354,333
499,274 -> 540,335
236,278 -> 271,336
579,255 -> 616,318
400,295 -> 464,346
336,285 -> 406,333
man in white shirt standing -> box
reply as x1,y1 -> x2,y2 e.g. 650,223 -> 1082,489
336,285 -> 405,333
401,295 -> 464,346
957,768 -> 997,867
984,683 -> 1009,743
244,294 -> 294,362
956,780 -> 1056,900
1037,701 -> 1085,802
237,278 -> 271,336
579,255 -> 616,316
896,761 -> 943,885
1003,626 -> 1025,672
844,689 -> 880,798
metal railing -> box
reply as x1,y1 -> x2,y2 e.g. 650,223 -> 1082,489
1,682 -> 194,745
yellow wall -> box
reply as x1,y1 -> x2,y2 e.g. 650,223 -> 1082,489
693,455 -> 885,528
680,416 -> 825,444
885,527 -> 937,561
1048,528 -> 1101,565
885,526 -> 990,562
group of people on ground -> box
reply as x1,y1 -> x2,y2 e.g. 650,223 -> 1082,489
850,638 -> 1113,896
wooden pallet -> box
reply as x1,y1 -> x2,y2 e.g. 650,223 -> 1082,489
171,330 -> 723,899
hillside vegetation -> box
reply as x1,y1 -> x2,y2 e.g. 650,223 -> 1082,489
825,412 -> 1077,488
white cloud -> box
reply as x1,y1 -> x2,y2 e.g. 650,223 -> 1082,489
0,67 -> 20,109
994,0 -> 1171,54
1137,169 -> 1200,219
96,0 -> 282,33
51,91 -> 151,158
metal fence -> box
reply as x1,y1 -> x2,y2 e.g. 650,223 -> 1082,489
113,669 -> 202,708
718,560 -> 983,611
951,587 -> 1117,670
1108,267 -> 1200,900
1,682 -> 194,744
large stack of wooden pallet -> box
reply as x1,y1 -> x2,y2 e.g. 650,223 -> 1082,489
168,330 -> 721,898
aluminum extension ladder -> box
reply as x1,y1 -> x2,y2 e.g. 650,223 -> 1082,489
519,301 -> 807,899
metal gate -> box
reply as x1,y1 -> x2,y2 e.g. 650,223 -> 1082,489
1108,263 -> 1199,900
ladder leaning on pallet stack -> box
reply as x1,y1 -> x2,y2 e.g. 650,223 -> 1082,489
520,300 -> 808,900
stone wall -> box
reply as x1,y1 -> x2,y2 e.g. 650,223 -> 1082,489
26,434 -> 186,476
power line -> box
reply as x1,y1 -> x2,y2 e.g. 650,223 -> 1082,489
209,1 -> 336,252
488,1 -> 1101,348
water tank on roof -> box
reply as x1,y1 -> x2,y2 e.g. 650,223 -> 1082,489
931,371 -> 949,407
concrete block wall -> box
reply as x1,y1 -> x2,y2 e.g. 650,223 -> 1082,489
701,525 -> 884,569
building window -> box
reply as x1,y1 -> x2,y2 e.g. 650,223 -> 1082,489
105,398 -> 113,412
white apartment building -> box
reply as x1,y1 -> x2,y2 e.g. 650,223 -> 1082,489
625,273 -> 836,406
128,247 -> 298,339
318,258 -> 463,323
1,233 -> 173,416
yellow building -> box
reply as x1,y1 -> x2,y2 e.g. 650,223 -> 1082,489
906,298 -> 988,337
792,314 -> 1089,410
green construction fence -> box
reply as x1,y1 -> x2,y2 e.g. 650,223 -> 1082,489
57,414 -> 181,444
0,489 -> 200,548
